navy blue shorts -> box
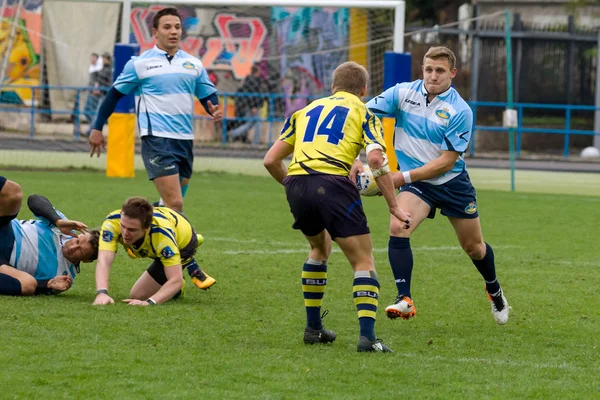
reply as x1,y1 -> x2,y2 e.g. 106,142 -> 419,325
400,170 -> 479,219
0,218 -> 15,266
147,230 -> 198,285
141,136 -> 194,180
283,175 -> 370,240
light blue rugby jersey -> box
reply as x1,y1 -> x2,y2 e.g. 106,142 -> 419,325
113,45 -> 218,140
9,210 -> 79,281
366,79 -> 473,185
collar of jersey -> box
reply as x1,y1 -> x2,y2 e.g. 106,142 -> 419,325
153,45 -> 181,58
332,90 -> 358,99
420,80 -> 452,99
131,229 -> 152,251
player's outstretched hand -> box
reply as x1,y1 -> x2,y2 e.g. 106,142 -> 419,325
122,299 -> 150,306
390,206 -> 412,230
89,129 -> 106,158
207,101 -> 223,122
56,219 -> 88,236
349,158 -> 364,187
48,276 -> 73,292
93,293 -> 115,305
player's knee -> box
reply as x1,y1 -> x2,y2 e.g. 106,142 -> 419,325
390,218 -> 411,237
163,197 -> 183,212
20,275 -> 37,296
464,241 -> 485,260
2,181 -> 23,205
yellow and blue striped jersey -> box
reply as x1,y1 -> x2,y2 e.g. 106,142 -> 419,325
99,207 -> 194,267
279,91 -> 386,176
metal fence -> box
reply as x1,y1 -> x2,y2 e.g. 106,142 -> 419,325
1,84 -> 598,158
404,13 -> 599,106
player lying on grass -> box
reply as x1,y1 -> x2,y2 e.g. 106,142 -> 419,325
0,176 -> 99,296
93,196 -> 214,306
263,61 -> 412,352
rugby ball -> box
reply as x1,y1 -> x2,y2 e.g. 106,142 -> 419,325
356,166 -> 381,197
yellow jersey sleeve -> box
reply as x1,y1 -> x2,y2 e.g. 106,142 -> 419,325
150,226 -> 182,267
278,112 -> 298,146
362,110 -> 387,152
98,211 -> 121,253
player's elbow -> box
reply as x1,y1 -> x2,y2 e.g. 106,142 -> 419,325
263,152 -> 278,170
366,149 -> 384,170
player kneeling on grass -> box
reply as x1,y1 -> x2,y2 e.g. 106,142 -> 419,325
0,176 -> 99,296
93,196 -> 214,306
263,62 -> 412,353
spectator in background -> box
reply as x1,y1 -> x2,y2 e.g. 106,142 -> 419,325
73,52 -> 102,125
83,53 -> 113,137
266,67 -> 286,120
229,65 -> 267,144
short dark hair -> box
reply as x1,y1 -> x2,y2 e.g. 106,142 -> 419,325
153,7 -> 182,29
121,197 -> 154,229
88,229 -> 100,261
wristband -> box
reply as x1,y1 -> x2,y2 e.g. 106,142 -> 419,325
402,171 -> 412,184
147,297 -> 157,305
96,288 -> 108,295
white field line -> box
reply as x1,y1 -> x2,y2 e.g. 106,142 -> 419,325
400,352 -> 582,371
206,239 -> 521,255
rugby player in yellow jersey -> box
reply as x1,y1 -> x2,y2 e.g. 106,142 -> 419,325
92,197 -> 214,306
263,61 -> 412,352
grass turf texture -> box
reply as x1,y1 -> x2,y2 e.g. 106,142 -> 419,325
1,170 -> 599,399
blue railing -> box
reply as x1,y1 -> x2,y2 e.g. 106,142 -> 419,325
0,85 -> 598,157
467,101 -> 599,158
0,84 -> 321,144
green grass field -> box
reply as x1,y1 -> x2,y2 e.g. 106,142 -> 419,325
1,169 -> 599,399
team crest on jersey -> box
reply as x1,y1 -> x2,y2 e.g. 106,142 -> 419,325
182,61 -> 195,70
436,107 -> 450,119
161,246 -> 175,258
464,201 -> 477,214
102,230 -> 114,242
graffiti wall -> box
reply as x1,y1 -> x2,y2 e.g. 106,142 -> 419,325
271,7 -> 349,117
128,5 -> 348,118
129,5 -> 269,93
0,0 -> 42,105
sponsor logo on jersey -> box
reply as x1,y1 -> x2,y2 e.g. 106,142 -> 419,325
102,230 -> 114,242
464,201 -> 477,214
436,107 -> 450,119
146,64 -> 163,70
404,98 -> 421,106
161,246 -> 175,258
182,61 -> 195,69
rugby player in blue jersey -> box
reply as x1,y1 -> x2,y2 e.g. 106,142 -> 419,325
264,62 -> 412,352
0,176 -> 99,296
357,46 -> 510,324
88,7 -> 220,290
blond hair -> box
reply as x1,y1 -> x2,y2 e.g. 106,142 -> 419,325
423,46 -> 457,70
332,62 -> 368,96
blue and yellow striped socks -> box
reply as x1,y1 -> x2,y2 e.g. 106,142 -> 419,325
302,258 -> 327,330
353,270 -> 379,341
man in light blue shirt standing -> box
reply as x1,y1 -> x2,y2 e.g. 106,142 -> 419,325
359,46 -> 510,325
88,7 -> 222,214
